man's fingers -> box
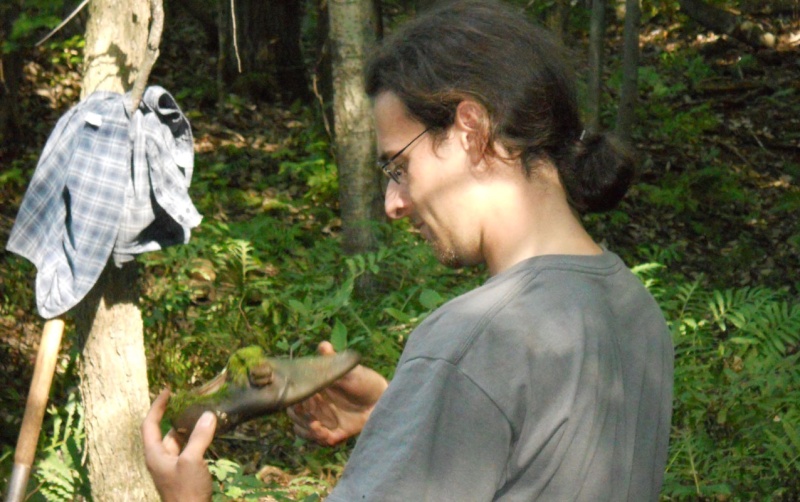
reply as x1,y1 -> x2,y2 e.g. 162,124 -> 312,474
308,421 -> 342,446
142,390 -> 170,449
293,421 -> 311,439
162,429 -> 183,456
317,341 -> 336,356
286,405 -> 303,423
181,411 -> 217,459
294,419 -> 333,445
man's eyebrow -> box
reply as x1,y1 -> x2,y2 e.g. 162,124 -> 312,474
377,150 -> 398,163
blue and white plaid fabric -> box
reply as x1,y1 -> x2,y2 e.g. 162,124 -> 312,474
114,86 -> 201,263
6,86 -> 201,319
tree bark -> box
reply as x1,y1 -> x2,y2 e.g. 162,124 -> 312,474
586,0 -> 606,133
218,0 -> 310,103
546,0 -> 572,43
678,0 -> 776,49
313,0 -> 334,131
328,0 -> 383,294
0,3 -> 24,152
176,0 -> 218,46
217,0 -> 229,112
79,0 -> 159,500
615,0 -> 640,145
0,50 -> 24,152
82,0 -> 149,96
75,264 -> 158,501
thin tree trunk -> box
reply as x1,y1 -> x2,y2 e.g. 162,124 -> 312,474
74,264 -> 158,501
678,0 -> 776,49
0,50 -> 24,149
0,3 -> 23,151
79,0 -> 159,499
267,1 -> 309,102
615,0 -> 640,144
218,0 -> 310,103
82,0 -> 148,96
314,0 -> 334,131
547,0 -> 571,43
328,0 -> 383,294
217,0 -> 228,112
586,0 -> 606,133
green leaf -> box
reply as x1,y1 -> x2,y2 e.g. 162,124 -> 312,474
782,419 -> 800,451
223,485 -> 248,498
419,289 -> 444,310
287,299 -> 309,317
331,319 -> 348,352
384,307 -> 411,323
209,458 -> 241,483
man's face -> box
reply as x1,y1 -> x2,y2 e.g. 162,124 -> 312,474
374,92 -> 486,268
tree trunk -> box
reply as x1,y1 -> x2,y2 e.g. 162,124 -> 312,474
677,0 -> 776,49
586,0 -> 606,133
615,0 -> 640,145
546,0 -> 572,43
79,0 -> 159,500
82,0 -> 149,96
219,0 -> 310,103
313,0 -> 334,131
0,49 -> 24,152
0,3 -> 23,153
75,264 -> 158,501
176,0 -> 218,46
217,0 -> 229,112
265,0 -> 308,103
328,0 -> 383,294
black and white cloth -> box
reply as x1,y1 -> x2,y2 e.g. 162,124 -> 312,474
7,86 -> 201,319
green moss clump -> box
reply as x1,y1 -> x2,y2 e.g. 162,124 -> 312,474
165,346 -> 267,423
226,346 -> 267,387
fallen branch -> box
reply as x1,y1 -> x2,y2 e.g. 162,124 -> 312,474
679,0 -> 776,49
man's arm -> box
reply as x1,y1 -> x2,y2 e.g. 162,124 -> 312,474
288,341 -> 389,446
326,357 -> 511,501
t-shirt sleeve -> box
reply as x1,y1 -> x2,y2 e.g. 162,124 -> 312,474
326,357 -> 512,502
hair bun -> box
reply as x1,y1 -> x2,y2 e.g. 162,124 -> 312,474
563,132 -> 636,213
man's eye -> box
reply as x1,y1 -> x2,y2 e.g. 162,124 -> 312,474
391,163 -> 407,180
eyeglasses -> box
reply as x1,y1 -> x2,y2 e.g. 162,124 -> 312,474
378,127 -> 430,187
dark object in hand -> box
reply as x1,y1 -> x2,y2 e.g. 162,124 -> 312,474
167,346 -> 360,440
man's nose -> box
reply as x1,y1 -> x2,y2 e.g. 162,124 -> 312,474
384,183 -> 413,220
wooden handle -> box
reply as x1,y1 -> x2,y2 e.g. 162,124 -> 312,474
13,318 -> 65,466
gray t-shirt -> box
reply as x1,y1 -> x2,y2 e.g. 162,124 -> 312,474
327,251 -> 673,501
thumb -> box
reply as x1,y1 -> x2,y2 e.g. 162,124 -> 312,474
182,411 -> 217,459
318,341 -> 336,356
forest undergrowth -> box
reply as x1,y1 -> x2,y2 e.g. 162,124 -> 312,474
1,5 -> 799,501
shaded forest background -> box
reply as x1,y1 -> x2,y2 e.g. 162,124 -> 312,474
1,0 -> 799,500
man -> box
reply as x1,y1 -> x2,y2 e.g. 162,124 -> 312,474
143,2 -> 673,500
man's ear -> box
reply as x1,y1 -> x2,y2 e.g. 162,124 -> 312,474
454,100 -> 490,160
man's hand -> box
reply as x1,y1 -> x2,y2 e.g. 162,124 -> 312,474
142,390 -> 216,502
287,341 -> 389,446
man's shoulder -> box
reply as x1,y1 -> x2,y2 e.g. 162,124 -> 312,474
398,259 -> 556,365
398,251 -> 650,367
